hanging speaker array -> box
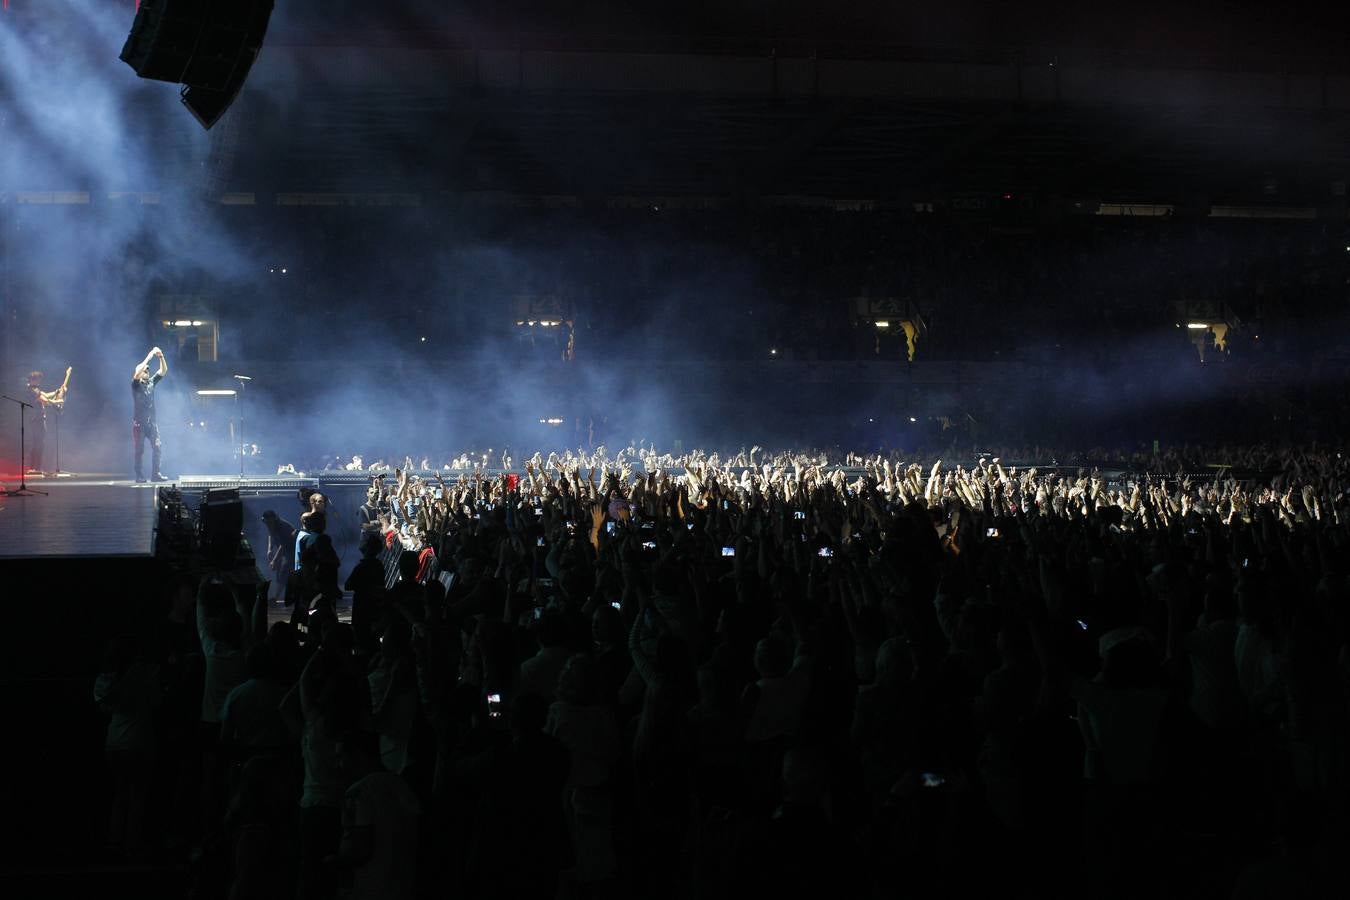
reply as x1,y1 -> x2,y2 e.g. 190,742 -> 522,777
119,0 -> 275,129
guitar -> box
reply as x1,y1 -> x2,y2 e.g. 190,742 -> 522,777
40,366 -> 72,409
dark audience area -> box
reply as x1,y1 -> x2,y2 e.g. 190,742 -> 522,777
47,447 -> 1350,899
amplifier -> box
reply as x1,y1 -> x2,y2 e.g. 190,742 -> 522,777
200,488 -> 243,569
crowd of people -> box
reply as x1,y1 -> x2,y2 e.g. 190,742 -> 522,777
94,443 -> 1350,898
293,439 -> 1327,484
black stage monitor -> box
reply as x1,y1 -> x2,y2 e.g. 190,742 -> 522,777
119,0 -> 275,129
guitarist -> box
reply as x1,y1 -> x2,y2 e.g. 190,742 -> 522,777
25,366 -> 71,475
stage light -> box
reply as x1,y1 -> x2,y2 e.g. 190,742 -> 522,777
769,348 -> 778,356
1186,322 -> 1209,329
196,389 -> 237,396
909,417 -> 917,422
420,336 -> 427,343
173,319 -> 192,326
191,320 -> 203,326
281,268 -> 287,274
875,321 -> 890,329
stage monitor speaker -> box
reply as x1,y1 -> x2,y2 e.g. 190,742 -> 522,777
200,488 -> 243,569
119,0 -> 276,130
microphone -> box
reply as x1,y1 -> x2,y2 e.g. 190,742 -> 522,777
232,374 -> 252,381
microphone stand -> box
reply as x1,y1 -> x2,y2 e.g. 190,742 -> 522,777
52,405 -> 64,477
1,395 -> 47,497
233,375 -> 251,482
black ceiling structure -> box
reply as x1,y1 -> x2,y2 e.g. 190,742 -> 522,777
219,77 -> 1350,206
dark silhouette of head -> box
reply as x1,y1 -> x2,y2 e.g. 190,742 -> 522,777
381,618 -> 412,657
754,635 -> 792,679
535,608 -> 568,649
511,691 -> 550,739
336,729 -> 383,780
656,633 -> 690,679
556,653 -> 596,705
591,604 -> 624,646
398,550 -> 421,582
217,609 -> 244,650
244,644 -> 272,680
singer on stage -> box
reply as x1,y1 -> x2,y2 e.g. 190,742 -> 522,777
132,346 -> 168,483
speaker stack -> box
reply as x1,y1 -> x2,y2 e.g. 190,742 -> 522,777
199,488 -> 243,569
119,0 -> 275,129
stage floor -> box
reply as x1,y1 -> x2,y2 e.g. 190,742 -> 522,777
0,471 -> 351,560
0,472 -> 377,576
0,475 -> 158,559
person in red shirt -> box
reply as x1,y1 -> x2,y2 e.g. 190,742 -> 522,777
415,540 -> 436,584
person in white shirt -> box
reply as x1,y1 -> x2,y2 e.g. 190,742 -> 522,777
94,636 -> 161,858
518,609 -> 573,701
335,731 -> 420,900
548,654 -> 621,884
197,578 -> 247,849
367,620 -> 417,774
220,645 -> 290,757
198,579 -> 247,726
1182,590 -> 1245,731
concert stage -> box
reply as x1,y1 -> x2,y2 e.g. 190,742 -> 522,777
0,475 -> 159,559
0,472 -> 384,586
